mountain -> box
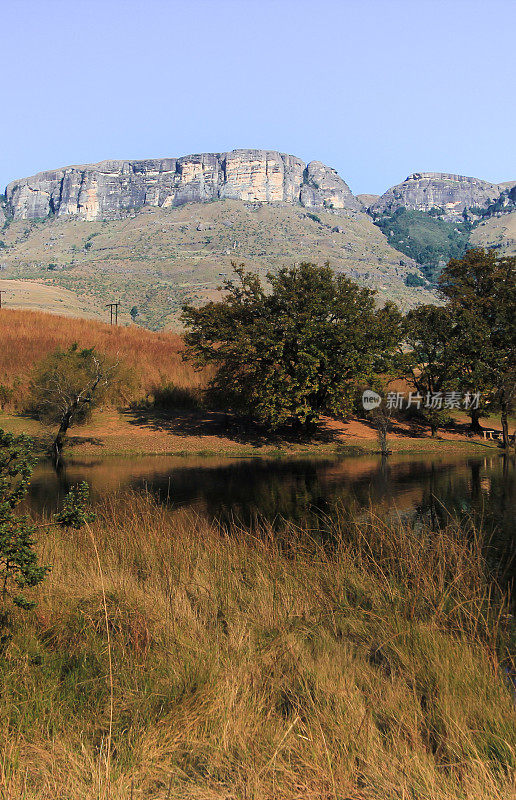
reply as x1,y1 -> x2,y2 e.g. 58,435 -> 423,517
367,172 -> 516,279
4,150 -> 362,221
1,152 -> 514,329
369,172 -> 504,220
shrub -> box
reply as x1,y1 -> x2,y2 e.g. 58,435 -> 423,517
151,383 -> 203,410
405,272 -> 426,287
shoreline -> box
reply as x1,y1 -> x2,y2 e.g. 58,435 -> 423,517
0,409 -> 507,460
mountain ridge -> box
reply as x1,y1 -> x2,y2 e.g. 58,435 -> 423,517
1,151 -> 514,329
4,149 -> 362,222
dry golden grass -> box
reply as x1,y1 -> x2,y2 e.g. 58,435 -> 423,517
1,495 -> 514,799
0,308 -> 208,408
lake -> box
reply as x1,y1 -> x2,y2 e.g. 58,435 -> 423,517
26,451 -> 515,588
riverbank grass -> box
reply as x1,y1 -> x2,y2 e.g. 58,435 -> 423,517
0,494 -> 514,799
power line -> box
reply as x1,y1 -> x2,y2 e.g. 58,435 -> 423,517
105,302 -> 120,325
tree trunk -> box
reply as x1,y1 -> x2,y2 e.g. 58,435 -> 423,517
469,407 -> 483,435
430,422 -> 438,438
500,396 -> 510,449
52,409 -> 73,468
377,425 -> 391,456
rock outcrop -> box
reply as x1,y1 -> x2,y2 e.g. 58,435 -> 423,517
5,150 -> 362,221
370,172 -> 503,220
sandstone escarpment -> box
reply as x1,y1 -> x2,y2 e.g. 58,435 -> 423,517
5,150 -> 362,221
371,172 -> 503,220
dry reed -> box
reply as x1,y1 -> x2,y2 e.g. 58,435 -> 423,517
0,494 -> 514,799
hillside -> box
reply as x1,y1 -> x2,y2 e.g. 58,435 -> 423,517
469,210 -> 516,254
0,308 -> 207,408
0,199 -> 434,328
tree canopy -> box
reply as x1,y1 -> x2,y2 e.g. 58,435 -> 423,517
29,344 -> 123,464
182,262 -> 403,430
438,249 -> 516,446
403,304 -> 459,436
0,430 -> 49,632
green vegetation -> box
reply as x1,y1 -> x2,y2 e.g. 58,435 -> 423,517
0,430 -> 49,634
182,262 -> 403,430
28,344 -> 127,464
373,208 -> 472,280
438,249 -> 516,446
180,251 -> 514,445
401,249 -> 516,442
403,305 -> 457,436
405,271 -> 426,287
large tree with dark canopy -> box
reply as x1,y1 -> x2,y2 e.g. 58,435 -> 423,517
403,304 -> 460,437
182,262 -> 403,430
439,249 -> 516,447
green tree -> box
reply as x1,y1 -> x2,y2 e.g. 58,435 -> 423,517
403,305 -> 459,437
29,344 -> 121,465
1,428 -> 97,646
405,272 -> 426,288
182,263 -> 403,430
0,430 -> 49,640
439,249 -> 516,447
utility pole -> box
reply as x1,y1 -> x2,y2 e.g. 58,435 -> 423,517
106,302 -> 120,325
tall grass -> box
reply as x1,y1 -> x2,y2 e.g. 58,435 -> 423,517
0,495 -> 514,799
0,308 -> 208,409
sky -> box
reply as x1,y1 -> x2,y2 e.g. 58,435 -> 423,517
1,0 -> 515,197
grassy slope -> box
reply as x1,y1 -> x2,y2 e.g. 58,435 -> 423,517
1,494 -> 514,799
0,201 -> 436,328
469,210 -> 516,255
0,278 -> 101,318
0,307 -> 208,407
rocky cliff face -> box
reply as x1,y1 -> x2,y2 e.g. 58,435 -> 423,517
5,150 -> 362,221
370,172 -> 503,220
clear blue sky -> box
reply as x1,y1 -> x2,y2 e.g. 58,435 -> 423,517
1,0 -> 515,196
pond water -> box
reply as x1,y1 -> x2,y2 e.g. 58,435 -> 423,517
25,451 -> 515,586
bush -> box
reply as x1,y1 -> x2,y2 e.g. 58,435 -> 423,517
151,383 -> 203,410
306,212 -> 322,224
0,384 -> 13,409
405,272 -> 426,287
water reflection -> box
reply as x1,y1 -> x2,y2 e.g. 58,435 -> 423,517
21,450 -> 516,599
26,451 -> 514,533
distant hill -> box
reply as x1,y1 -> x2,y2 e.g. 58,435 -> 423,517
368,172 -> 516,279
